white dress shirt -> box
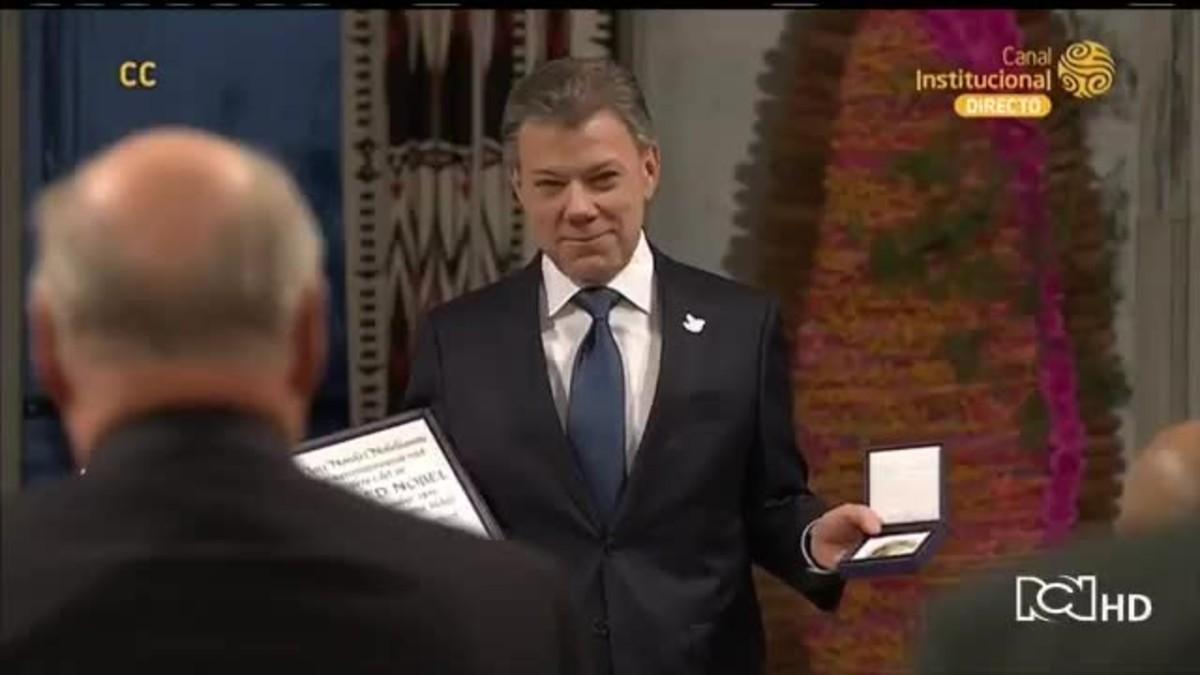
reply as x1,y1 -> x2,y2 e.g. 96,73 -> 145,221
540,231 -> 660,472
539,232 -> 834,573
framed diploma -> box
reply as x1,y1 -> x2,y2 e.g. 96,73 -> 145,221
292,408 -> 502,539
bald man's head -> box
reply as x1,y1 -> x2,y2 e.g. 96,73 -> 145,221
71,128 -> 258,273
1116,421 -> 1200,536
31,127 -> 324,365
28,127 -> 329,454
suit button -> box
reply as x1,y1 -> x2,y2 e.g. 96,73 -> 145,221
592,618 -> 610,638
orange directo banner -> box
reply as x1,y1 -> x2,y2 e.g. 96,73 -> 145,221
954,93 -> 1053,119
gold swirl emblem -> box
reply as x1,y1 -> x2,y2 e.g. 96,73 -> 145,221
1057,41 -> 1115,99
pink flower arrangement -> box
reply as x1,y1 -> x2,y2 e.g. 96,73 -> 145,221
920,9 -> 1086,544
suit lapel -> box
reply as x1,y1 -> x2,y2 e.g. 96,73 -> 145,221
612,248 -> 705,528
511,256 -> 604,533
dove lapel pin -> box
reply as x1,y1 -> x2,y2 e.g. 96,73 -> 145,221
683,313 -> 706,334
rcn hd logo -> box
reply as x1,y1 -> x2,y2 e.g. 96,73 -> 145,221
1015,575 -> 1152,623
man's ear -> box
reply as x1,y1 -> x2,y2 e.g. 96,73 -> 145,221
641,144 -> 661,201
28,291 -> 72,410
288,280 -> 329,399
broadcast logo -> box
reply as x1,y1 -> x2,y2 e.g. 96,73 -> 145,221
1057,40 -> 1116,99
917,40 -> 1116,118
1015,575 -> 1152,623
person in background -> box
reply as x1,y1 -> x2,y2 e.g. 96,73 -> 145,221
1,127 -> 584,674
1115,420 -> 1200,536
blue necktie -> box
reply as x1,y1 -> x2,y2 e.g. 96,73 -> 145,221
567,287 -> 626,523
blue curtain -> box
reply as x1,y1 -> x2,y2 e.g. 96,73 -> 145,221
20,10 -> 349,485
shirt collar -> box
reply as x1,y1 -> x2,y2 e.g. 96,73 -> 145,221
543,231 -> 654,317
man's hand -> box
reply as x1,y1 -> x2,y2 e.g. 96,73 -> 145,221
810,504 -> 883,570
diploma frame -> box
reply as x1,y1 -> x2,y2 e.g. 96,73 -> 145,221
293,408 -> 504,540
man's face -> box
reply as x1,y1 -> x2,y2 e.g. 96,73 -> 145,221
512,109 -> 660,286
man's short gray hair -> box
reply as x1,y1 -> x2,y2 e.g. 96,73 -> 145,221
501,57 -> 656,169
30,145 -> 325,366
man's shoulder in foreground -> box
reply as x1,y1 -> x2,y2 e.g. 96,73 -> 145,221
2,471 -> 568,606
257,475 -> 585,673
917,518 -> 1200,674
2,447 -> 580,673
303,471 -> 567,589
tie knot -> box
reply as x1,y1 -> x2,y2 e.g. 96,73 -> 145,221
572,287 -> 621,320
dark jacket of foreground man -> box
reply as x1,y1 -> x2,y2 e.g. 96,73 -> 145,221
1,409 -> 585,674
918,515 -> 1200,674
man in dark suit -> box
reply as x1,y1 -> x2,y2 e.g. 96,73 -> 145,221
917,515 -> 1200,673
405,58 -> 882,675
1,127 -> 583,673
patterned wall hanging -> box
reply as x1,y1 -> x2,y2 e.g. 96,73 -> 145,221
342,9 -> 618,425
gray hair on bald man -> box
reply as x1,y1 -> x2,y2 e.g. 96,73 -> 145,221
30,138 -> 325,368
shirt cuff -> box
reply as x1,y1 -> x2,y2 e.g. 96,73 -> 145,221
801,519 -> 838,575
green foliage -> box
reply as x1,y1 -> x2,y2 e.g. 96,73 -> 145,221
891,149 -> 954,188
941,329 -> 989,382
846,213 -> 868,245
1018,283 -> 1041,316
1075,352 -> 1133,416
1017,392 -> 1051,452
953,256 -> 1010,301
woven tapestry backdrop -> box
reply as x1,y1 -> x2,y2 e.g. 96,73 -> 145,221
341,9 -> 619,425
